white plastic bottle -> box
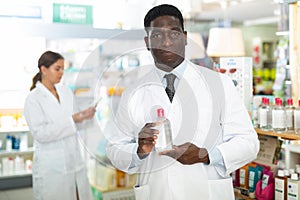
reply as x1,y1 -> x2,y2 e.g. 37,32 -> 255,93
286,98 -> 295,131
294,100 -> 300,134
6,134 -> 12,151
155,108 -> 173,152
287,173 -> 300,200
272,98 -> 287,133
275,169 -> 287,200
20,132 -> 28,151
14,155 -> 25,174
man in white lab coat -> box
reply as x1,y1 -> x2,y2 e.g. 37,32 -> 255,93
106,4 -> 259,200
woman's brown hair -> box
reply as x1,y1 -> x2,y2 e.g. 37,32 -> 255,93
30,51 -> 64,91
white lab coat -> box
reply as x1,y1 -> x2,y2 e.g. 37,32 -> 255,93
24,82 -> 93,200
106,60 -> 259,200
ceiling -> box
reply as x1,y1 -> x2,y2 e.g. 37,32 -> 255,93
149,0 -> 280,25
192,0 -> 279,24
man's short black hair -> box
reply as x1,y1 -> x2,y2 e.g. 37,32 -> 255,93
144,4 -> 184,32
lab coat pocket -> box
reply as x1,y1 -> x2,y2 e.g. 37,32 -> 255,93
134,184 -> 150,200
208,177 -> 235,200
40,149 -> 66,174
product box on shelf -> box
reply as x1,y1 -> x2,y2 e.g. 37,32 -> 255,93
219,57 -> 253,111
255,135 -> 282,171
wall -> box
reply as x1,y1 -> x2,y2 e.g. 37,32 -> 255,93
240,25 -> 278,57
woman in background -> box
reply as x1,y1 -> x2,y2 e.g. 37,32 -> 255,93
24,51 -> 95,200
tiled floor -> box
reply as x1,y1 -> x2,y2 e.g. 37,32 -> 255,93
0,187 -> 33,200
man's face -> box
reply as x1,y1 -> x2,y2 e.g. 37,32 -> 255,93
144,16 -> 187,71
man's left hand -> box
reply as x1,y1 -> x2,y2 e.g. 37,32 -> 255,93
159,142 -> 210,165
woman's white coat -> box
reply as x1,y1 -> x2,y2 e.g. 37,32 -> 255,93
24,82 -> 92,200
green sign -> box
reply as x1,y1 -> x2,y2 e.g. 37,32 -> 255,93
53,3 -> 93,24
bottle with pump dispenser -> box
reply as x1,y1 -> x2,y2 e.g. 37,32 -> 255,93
155,108 -> 173,152
286,98 -> 295,131
294,100 -> 300,134
259,97 -> 272,131
272,98 -> 287,133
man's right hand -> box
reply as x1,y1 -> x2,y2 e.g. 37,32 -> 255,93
137,122 -> 159,159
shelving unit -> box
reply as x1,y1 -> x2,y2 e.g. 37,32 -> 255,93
0,124 -> 33,189
234,128 -> 300,200
0,172 -> 32,190
284,143 -> 300,169
255,128 -> 300,140
0,147 -> 34,157
0,127 -> 29,133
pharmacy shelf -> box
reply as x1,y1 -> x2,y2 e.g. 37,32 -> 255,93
0,109 -> 23,115
0,127 -> 29,133
285,144 -> 300,154
285,144 -> 300,169
0,172 -> 32,179
0,147 -> 34,156
0,126 -> 34,189
255,128 -> 300,140
0,172 -> 32,189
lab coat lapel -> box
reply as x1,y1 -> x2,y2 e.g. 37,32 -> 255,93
36,83 -> 71,121
36,83 -> 61,106
142,67 -> 172,106
171,66 -> 199,145
169,63 -> 211,199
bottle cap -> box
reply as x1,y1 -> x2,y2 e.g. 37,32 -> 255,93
298,100 -> 300,107
261,97 -> 265,105
157,108 -> 165,118
265,98 -> 269,105
276,98 -> 282,106
284,169 -> 290,176
291,173 -> 298,180
278,169 -> 284,177
287,98 -> 293,106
